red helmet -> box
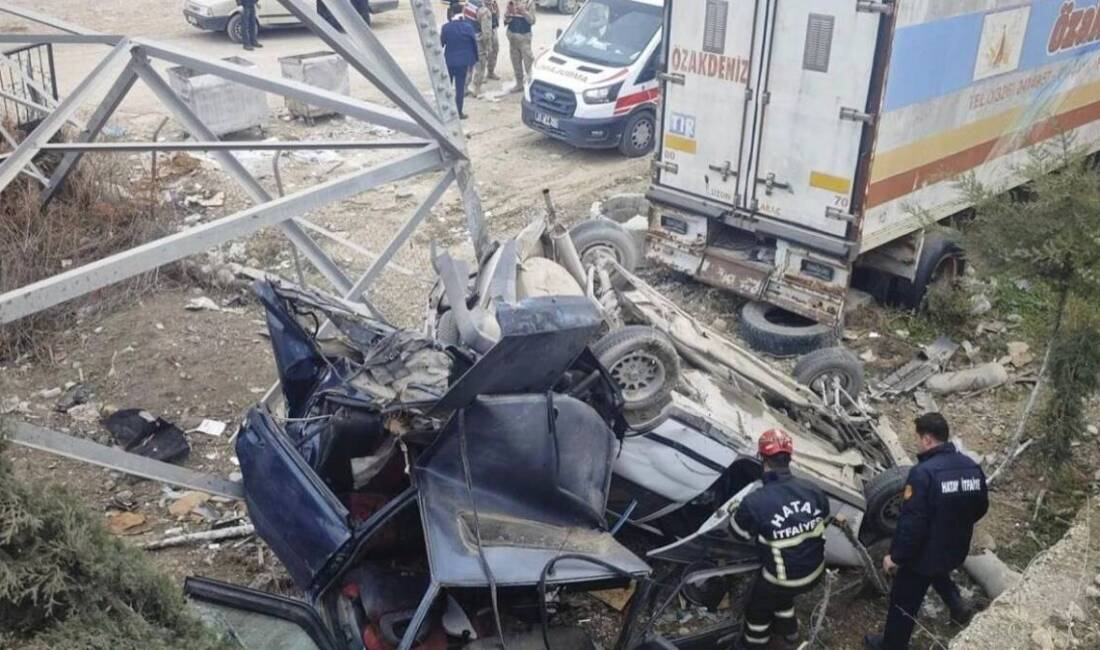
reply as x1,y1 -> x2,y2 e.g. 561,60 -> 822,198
758,429 -> 794,457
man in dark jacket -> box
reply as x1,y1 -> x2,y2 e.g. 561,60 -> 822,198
865,413 -> 989,650
440,4 -> 479,119
731,429 -> 831,649
238,0 -> 262,50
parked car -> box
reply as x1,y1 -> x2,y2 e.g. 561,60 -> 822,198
182,0 -> 399,43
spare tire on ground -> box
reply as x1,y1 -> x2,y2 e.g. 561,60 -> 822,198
793,347 -> 865,402
861,465 -> 911,543
739,301 -> 837,357
591,325 -> 680,412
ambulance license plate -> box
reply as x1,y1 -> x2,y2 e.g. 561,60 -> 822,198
534,112 -> 559,129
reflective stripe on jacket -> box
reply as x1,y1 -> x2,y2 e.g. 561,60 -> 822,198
731,468 -> 830,588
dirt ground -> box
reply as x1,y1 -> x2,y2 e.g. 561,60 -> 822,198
2,3 -> 1100,649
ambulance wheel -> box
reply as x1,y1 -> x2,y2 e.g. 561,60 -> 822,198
739,301 -> 837,358
619,110 -> 656,158
557,0 -> 580,13
794,347 -> 865,403
862,466 -> 911,542
592,325 -> 680,412
227,13 -> 244,44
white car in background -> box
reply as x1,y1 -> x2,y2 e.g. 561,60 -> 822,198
183,0 -> 399,43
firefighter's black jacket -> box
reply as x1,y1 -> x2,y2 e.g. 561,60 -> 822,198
731,468 -> 830,588
890,442 -> 989,576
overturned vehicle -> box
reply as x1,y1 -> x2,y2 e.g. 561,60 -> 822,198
188,223 -> 911,649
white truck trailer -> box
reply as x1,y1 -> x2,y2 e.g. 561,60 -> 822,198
645,0 -> 1100,337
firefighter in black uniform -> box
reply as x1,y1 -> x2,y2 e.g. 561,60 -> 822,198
865,413 -> 989,649
731,429 -> 831,649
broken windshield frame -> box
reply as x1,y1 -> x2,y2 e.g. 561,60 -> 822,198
553,0 -> 662,68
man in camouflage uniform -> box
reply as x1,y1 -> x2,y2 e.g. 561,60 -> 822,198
504,0 -> 536,91
485,0 -> 501,81
472,0 -> 495,96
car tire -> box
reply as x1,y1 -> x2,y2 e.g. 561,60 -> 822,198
793,347 -> 865,402
862,465 -> 911,543
226,13 -> 244,44
569,218 -> 640,276
592,325 -> 680,412
892,231 -> 965,309
618,110 -> 656,158
436,310 -> 460,345
739,301 -> 837,358
557,0 -> 581,13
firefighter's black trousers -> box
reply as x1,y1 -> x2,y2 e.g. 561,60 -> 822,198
740,573 -> 819,648
882,567 -> 964,648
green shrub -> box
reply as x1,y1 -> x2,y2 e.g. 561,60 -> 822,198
0,431 -> 228,650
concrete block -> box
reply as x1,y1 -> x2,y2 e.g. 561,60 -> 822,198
167,56 -> 269,136
278,51 -> 350,120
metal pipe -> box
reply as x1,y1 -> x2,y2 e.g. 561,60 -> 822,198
549,224 -> 587,289
39,140 -> 432,152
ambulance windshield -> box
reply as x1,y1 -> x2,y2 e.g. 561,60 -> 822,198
554,0 -> 662,68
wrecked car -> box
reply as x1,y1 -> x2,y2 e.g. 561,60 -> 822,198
191,278 -> 733,649
427,216 -> 912,560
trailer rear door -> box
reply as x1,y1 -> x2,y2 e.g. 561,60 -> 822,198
746,2 -> 880,238
655,0 -> 760,207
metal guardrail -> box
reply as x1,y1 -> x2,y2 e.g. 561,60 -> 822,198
0,42 -> 57,129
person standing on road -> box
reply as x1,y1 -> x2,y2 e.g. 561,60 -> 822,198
730,430 -> 831,649
238,0 -> 262,51
470,0 -> 495,96
864,413 -> 989,650
504,0 -> 536,92
440,4 -> 479,119
484,0 -> 501,80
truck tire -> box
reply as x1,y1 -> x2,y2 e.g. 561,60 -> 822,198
226,13 -> 244,44
893,231 -> 965,309
862,465 -> 911,543
793,347 -> 864,401
569,218 -> 640,276
557,0 -> 581,13
592,325 -> 680,412
618,110 -> 656,158
739,301 -> 837,358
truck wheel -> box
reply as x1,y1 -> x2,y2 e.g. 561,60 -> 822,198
557,0 -> 581,13
739,301 -> 837,358
893,231 -> 965,309
794,347 -> 864,402
618,110 -> 656,158
592,325 -> 680,412
862,466 -> 911,543
569,218 -> 640,276
226,13 -> 244,44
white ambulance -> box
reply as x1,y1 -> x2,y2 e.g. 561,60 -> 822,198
521,0 -> 664,157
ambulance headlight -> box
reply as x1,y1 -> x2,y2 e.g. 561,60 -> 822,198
583,82 -> 623,104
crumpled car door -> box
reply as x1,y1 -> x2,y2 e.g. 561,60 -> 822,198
236,407 -> 353,593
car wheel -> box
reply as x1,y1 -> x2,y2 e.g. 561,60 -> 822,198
557,0 -> 581,13
793,347 -> 865,403
618,110 -> 655,158
739,301 -> 837,358
569,218 -> 640,276
592,325 -> 680,412
862,465 -> 911,543
892,231 -> 965,309
226,13 -> 245,44
436,309 -> 460,345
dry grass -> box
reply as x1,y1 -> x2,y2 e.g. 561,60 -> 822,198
0,151 -> 174,362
